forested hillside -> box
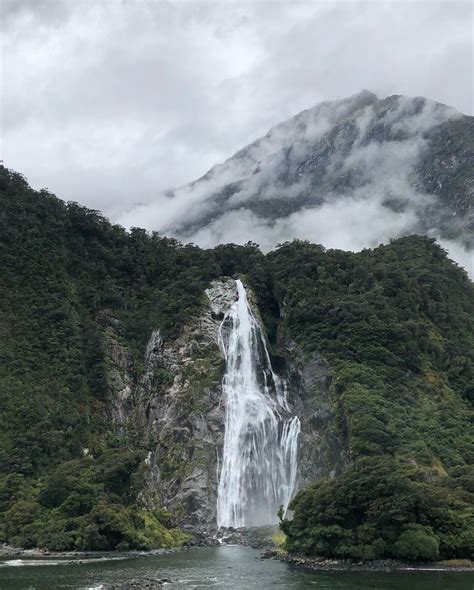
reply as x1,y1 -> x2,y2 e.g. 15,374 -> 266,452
269,240 -> 474,560
0,167 -> 268,550
0,166 -> 473,559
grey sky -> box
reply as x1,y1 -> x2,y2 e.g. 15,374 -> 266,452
1,0 -> 473,222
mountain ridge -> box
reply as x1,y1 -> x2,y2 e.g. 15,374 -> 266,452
0,167 -> 473,558
133,91 -> 472,272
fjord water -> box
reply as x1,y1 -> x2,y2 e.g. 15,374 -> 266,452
1,547 -> 472,589
4,285 -> 470,590
216,280 -> 300,528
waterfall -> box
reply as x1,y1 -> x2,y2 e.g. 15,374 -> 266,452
216,279 -> 301,528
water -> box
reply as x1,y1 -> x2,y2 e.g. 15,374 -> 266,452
1,546 -> 472,589
217,280 -> 300,528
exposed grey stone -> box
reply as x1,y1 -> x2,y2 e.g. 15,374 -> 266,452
103,277 -> 344,528
282,336 -> 346,490
205,278 -> 238,320
135,278 -> 238,526
105,335 -> 134,430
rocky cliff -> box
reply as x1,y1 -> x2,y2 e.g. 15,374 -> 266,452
135,279 -> 238,526
103,277 -> 344,528
282,342 -> 346,488
100,278 -> 234,526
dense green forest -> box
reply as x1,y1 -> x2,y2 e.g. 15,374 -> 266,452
0,166 -> 473,558
0,167 -> 270,550
270,239 -> 474,560
281,457 -> 474,561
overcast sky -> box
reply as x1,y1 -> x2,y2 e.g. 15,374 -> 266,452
1,0 -> 473,222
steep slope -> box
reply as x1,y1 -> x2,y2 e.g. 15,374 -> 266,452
0,168 -> 223,549
269,238 -> 474,464
150,91 -> 472,265
0,167 -> 473,559
271,238 -> 474,561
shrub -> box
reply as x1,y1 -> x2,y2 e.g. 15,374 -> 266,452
282,458 -> 474,561
393,525 -> 440,561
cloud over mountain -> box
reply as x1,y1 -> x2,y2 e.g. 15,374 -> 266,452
120,91 -> 473,275
2,1 -> 472,222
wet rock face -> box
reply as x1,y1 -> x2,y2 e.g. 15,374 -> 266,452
205,278 -> 238,320
105,335 -> 133,430
283,339 -> 346,490
103,276 -> 341,527
136,278 -> 239,526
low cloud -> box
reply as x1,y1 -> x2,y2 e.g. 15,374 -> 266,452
189,197 -> 418,253
189,199 -> 473,278
435,239 -> 474,278
2,1 -> 472,218
119,92 -> 472,276
2,1 -> 472,275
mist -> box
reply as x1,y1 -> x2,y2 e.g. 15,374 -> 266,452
119,92 -> 473,277
2,1 -> 472,276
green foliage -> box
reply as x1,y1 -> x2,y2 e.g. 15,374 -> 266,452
0,451 -> 190,551
272,239 -> 474,560
0,168 -> 271,550
1,167 -> 473,556
393,525 -> 440,561
269,238 -> 474,465
0,167 -> 221,476
282,458 -> 474,561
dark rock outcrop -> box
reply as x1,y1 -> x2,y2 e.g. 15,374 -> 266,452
284,343 -> 346,488
135,278 -> 238,526
103,277 -> 345,527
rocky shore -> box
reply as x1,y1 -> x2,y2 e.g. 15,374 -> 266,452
203,525 -> 279,548
0,526 -> 277,559
4,530 -> 473,583
96,578 -> 173,589
261,548 -> 474,572
0,543 -> 183,559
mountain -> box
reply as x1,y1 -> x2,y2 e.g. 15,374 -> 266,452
1,166 -> 473,560
149,91 -> 472,269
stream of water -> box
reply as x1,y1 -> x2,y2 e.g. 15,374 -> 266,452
1,546 -> 472,589
216,280 -> 300,528
5,282 -> 471,588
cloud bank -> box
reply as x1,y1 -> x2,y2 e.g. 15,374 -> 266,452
2,0 -> 472,215
2,1 -> 472,275
119,91 -> 472,276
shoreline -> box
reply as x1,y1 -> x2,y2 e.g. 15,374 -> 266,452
3,541 -> 473,573
0,543 -> 185,559
3,544 -> 473,590
262,548 -> 474,572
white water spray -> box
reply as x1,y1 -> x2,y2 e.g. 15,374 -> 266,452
216,279 -> 300,528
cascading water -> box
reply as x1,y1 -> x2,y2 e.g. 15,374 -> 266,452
216,279 -> 300,528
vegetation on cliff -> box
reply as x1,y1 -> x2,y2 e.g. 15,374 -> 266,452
0,167 -> 267,549
1,166 -> 473,556
269,237 -> 473,463
1,451 -> 189,550
270,239 -> 474,560
281,457 -> 473,561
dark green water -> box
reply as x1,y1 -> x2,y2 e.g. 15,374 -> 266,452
0,546 -> 472,590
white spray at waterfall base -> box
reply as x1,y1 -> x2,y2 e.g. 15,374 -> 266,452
216,279 -> 300,528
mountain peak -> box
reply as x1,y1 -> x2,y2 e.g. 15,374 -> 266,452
324,88 -> 378,108
353,88 -> 377,99
127,92 -> 472,272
